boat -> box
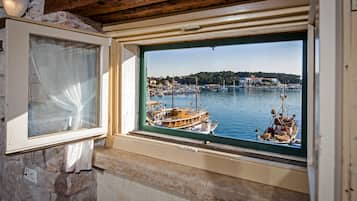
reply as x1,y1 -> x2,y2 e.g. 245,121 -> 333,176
146,77 -> 218,134
147,106 -> 218,134
217,80 -> 228,92
186,120 -> 218,134
258,87 -> 298,144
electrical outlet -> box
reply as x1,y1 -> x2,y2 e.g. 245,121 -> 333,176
24,167 -> 37,184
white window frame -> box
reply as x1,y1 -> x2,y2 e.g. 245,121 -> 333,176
4,18 -> 110,153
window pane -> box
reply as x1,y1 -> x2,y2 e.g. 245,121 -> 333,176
28,35 -> 99,137
145,40 -> 303,148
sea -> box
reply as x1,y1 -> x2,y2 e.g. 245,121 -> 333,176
149,88 -> 302,148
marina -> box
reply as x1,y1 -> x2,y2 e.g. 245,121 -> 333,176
146,78 -> 302,147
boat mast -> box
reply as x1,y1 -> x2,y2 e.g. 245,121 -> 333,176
281,85 -> 286,115
171,77 -> 174,108
195,76 -> 198,111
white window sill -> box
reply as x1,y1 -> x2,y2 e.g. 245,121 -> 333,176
106,132 -> 309,194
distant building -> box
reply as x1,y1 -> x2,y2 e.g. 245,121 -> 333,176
239,76 -> 281,87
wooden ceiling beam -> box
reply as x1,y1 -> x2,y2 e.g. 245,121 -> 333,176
91,0 -> 256,24
44,0 -> 100,14
69,0 -> 171,17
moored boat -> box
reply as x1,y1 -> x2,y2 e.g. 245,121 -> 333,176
146,77 -> 218,134
258,87 -> 298,144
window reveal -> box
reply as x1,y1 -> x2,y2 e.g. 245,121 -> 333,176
139,32 -> 308,156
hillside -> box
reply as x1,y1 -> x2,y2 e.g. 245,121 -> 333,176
150,71 -> 302,85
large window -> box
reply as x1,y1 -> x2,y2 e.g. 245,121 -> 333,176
140,32 -> 307,156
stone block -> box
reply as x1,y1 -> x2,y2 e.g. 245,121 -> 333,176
45,147 -> 65,173
55,171 -> 96,196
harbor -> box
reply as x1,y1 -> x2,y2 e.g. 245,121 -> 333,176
146,76 -> 302,147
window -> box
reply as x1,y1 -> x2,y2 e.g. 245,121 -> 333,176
5,19 -> 110,153
140,32 -> 307,156
28,35 -> 100,137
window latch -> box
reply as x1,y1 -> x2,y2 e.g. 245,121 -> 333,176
181,25 -> 201,32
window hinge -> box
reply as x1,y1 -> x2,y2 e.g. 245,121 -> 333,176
315,134 -> 321,152
0,40 -> 3,52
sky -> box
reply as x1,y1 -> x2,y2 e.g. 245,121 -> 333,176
146,40 -> 303,77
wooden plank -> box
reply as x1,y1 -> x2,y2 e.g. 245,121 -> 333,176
91,0 -> 257,24
44,0 -> 99,14
69,0 -> 170,17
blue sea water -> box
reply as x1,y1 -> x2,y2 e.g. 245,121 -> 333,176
150,88 -> 302,148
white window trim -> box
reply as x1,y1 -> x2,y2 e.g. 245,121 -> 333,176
108,5 -> 310,135
4,18 -> 111,153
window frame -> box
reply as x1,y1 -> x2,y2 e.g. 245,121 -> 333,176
4,18 -> 110,154
139,31 -> 308,157
28,34 -> 102,137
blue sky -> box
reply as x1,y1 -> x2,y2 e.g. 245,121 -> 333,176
146,40 -> 303,77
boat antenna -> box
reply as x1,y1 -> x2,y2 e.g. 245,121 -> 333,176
195,76 -> 198,111
172,77 -> 174,108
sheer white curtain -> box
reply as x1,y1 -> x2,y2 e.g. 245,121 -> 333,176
28,35 -> 99,137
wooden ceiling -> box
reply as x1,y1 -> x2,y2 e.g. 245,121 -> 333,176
44,0 -> 261,24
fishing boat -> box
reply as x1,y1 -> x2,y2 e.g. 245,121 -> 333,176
146,77 -> 218,134
258,87 -> 298,144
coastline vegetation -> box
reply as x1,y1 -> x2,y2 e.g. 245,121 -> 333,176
149,71 -> 301,85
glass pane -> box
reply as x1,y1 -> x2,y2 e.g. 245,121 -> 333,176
28,35 -> 99,137
145,40 -> 303,148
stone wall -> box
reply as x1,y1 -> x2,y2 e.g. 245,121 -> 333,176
0,1 -> 101,200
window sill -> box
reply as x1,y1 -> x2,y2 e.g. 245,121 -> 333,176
106,132 -> 309,194
94,146 -> 309,201
130,130 -> 307,165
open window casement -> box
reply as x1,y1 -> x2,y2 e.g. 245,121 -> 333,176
3,18 -> 110,153
307,24 -> 318,201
